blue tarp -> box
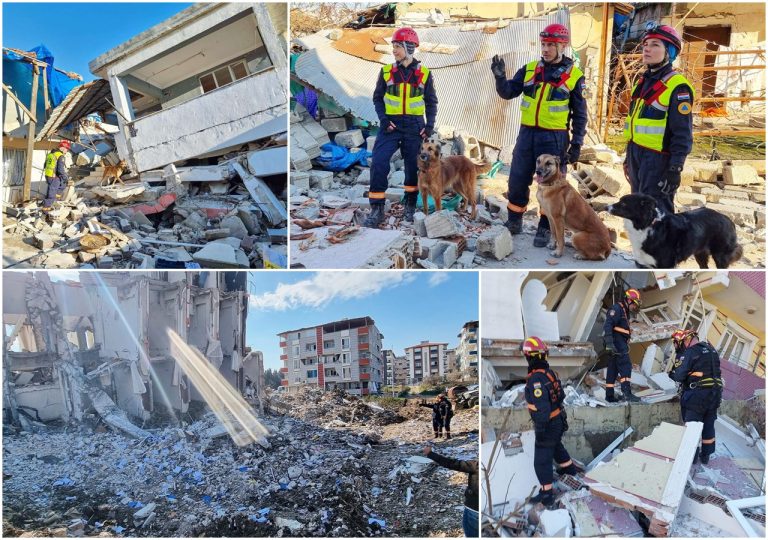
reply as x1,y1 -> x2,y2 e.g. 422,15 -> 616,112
316,143 -> 372,172
3,44 -> 82,125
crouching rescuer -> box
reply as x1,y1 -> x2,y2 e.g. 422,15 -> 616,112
523,337 -> 577,507
366,27 -> 438,228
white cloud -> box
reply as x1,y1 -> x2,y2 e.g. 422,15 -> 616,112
250,272 -> 415,310
427,272 -> 449,287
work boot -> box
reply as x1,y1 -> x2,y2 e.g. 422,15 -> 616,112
363,204 -> 385,228
533,216 -> 551,247
529,489 -> 555,507
403,200 -> 417,223
605,388 -> 619,403
445,432 -> 452,440
700,442 -> 715,464
556,463 -> 578,476
621,382 -> 640,402
504,210 -> 524,235
433,431 -> 439,439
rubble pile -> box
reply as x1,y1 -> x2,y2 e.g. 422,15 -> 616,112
4,140 -> 288,270
3,388 -> 478,538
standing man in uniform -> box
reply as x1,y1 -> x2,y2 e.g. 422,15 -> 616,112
624,23 -> 694,216
491,24 -> 587,247
438,393 -> 454,440
365,27 -> 437,228
420,394 -> 444,439
43,140 -> 71,211
523,337 -> 577,507
670,329 -> 723,464
603,289 -> 642,403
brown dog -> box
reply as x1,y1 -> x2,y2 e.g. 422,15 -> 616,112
535,154 -> 612,260
101,160 -> 127,186
416,141 -> 490,219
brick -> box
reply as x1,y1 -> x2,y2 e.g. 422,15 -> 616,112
706,203 -> 756,227
476,226 -> 513,260
427,241 -> 458,268
334,129 -> 365,148
592,165 -> 630,197
320,117 -> 348,133
694,162 -> 721,183
723,164 -> 762,186
424,210 -> 463,238
291,171 -> 311,191
675,192 -> 707,207
309,170 -> 334,190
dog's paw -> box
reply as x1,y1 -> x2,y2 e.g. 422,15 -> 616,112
547,241 -> 557,250
549,250 -> 563,258
573,253 -> 585,260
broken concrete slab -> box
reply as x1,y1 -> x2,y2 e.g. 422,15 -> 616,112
560,490 -> 644,537
247,147 -> 288,176
233,162 -> 287,226
476,226 -> 512,260
192,242 -> 250,269
334,129 -> 364,148
723,164 -> 762,186
220,216 -> 249,239
290,226 -> 416,269
89,388 -> 151,439
424,210 -> 463,239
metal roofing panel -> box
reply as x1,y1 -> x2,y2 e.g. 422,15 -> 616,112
35,78 -> 112,141
295,10 -> 570,149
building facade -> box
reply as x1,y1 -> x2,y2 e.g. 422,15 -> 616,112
404,341 -> 448,384
278,316 -> 384,395
456,320 -> 479,374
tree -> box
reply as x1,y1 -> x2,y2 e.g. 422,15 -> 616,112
263,368 -> 282,389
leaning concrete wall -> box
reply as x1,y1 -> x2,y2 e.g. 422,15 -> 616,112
482,400 -> 753,463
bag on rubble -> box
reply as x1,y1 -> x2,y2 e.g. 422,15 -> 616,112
317,143 -> 372,172
414,192 -> 463,213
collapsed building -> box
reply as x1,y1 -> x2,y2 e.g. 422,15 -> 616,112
480,270 -> 766,537
288,2 -> 765,269
3,271 -> 263,431
3,3 -> 289,270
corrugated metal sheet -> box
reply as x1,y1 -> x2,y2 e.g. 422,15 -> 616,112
295,10 -> 570,148
36,79 -> 112,141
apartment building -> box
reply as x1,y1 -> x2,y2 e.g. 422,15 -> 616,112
404,341 -> 448,384
278,316 -> 384,395
456,320 -> 479,374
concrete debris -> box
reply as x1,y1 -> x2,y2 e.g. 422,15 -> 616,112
4,139 -> 287,269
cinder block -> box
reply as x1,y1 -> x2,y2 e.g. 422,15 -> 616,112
675,192 -> 707,207
291,171 -> 311,191
424,210 -> 463,238
592,165 -> 630,197
476,226 -> 513,260
334,129 -> 365,148
320,117 -> 348,133
309,170 -> 334,190
695,162 -> 721,183
723,164 -> 762,186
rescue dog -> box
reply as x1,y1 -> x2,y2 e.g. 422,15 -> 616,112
417,141 -> 490,219
607,193 -> 743,268
101,160 -> 128,186
535,154 -> 612,260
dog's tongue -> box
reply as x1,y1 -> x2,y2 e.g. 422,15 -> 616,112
535,174 -> 544,183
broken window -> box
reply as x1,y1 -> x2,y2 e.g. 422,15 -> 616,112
199,60 -> 250,94
638,302 -> 681,324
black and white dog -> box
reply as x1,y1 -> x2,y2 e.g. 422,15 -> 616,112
607,193 -> 743,269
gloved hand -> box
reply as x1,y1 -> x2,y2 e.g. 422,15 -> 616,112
491,54 -> 506,78
660,167 -> 682,195
567,144 -> 581,164
420,126 -> 433,139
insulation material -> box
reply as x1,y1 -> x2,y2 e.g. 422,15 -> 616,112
521,279 -> 559,340
560,490 -> 644,537
481,430 -> 540,514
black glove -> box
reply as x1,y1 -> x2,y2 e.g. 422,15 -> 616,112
567,144 -> 581,164
660,166 -> 682,195
491,54 -> 506,78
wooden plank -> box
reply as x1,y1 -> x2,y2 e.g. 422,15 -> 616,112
23,65 -> 40,201
2,83 -> 36,121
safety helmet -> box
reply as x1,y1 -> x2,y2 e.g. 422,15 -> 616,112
521,336 -> 549,362
392,27 -> 419,47
540,23 -> 570,44
624,288 -> 641,307
58,140 -> 72,151
672,328 -> 697,349
643,22 -> 682,58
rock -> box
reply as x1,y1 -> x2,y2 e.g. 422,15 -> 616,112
309,170 -> 334,190
182,211 -> 207,231
476,226 -> 513,260
220,216 -> 249,239
413,212 -> 427,237
320,117 -> 347,133
320,195 -> 351,209
455,250 -> 475,269
356,169 -> 371,185
97,256 -> 114,269
475,206 -> 493,225
427,241 -> 458,268
205,228 -> 231,240
238,208 -> 262,235
287,466 -> 303,480
723,164 -> 762,186
424,210 -> 463,239
706,202 -> 757,227
33,233 -> 54,250
334,129 -> 364,148
292,202 -> 321,221
78,251 -> 96,263
291,171 -> 311,192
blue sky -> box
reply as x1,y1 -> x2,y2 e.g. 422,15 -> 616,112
2,2 -> 193,82
246,271 -> 479,370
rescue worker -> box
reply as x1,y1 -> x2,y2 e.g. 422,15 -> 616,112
438,393 -> 454,439
422,445 -> 479,537
523,336 -> 577,507
366,27 -> 438,228
623,23 -> 694,216
419,395 -> 444,439
603,289 -> 642,403
670,329 -> 723,464
491,23 -> 587,247
43,140 -> 71,210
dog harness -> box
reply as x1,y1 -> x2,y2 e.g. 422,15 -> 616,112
520,60 -> 583,130
44,150 -> 63,178
623,70 -> 694,152
382,62 -> 431,116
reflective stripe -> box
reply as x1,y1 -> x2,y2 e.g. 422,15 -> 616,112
549,408 -> 561,419
549,104 -> 570,113
521,100 -> 531,109
403,185 -> 419,193
384,97 -> 400,108
558,459 -> 573,467
542,484 -> 553,490
605,383 -> 615,388
701,438 -> 716,444
527,403 -> 538,411
650,102 -> 669,112
369,192 -> 386,199
613,327 -> 630,334
635,125 -> 667,135
620,377 -> 631,383
507,202 -> 527,212
690,371 -> 704,377
407,98 -> 424,110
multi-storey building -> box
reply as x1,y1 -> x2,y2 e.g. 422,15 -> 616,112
445,348 -> 458,374
278,316 -> 384,395
404,341 -> 448,383
456,320 -> 479,374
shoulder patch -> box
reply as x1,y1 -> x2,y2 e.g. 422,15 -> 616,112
677,92 -> 691,101
678,102 -> 692,115
608,310 -> 615,316
533,388 -> 543,398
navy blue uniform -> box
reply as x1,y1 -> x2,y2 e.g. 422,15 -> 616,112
438,397 -> 453,435
626,63 -> 694,216
525,362 -> 572,487
494,56 -> 587,213
370,60 -> 437,205
420,401 -> 444,436
44,153 -> 69,208
603,301 -> 633,398
670,341 -> 722,462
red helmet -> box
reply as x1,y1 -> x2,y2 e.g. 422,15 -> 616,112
624,288 -> 641,306
58,140 -> 72,151
540,23 -> 569,44
643,23 -> 682,51
522,336 -> 549,360
392,27 -> 419,47
672,328 -> 696,348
